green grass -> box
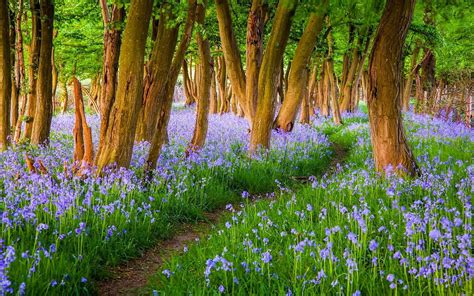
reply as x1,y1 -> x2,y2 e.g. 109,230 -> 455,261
150,119 -> 473,295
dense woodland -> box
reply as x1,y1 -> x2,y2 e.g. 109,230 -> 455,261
0,0 -> 473,295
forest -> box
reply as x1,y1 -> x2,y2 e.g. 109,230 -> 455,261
0,0 -> 472,295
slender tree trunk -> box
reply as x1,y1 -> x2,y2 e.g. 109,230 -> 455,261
136,5 -> 179,142
31,0 -> 54,145
299,82 -> 310,124
24,0 -> 41,140
0,0 -> 11,151
215,0 -> 249,119
51,48 -> 58,112
274,0 -> 327,131
146,0 -> 197,170
402,44 -> 420,111
183,59 -> 197,106
12,0 -> 25,139
188,0 -> 211,152
95,0 -> 153,171
249,0 -> 297,153
60,80 -> 68,113
245,0 -> 267,120
367,0 -> 419,176
209,58 -> 218,114
98,2 -> 124,148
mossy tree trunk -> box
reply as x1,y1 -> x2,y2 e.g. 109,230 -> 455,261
0,0 -> 11,151
136,4 -> 179,142
274,0 -> 328,131
24,0 -> 41,141
367,0 -> 419,176
95,0 -> 153,171
12,0 -> 25,141
249,0 -> 297,153
146,0 -> 197,170
31,0 -> 54,145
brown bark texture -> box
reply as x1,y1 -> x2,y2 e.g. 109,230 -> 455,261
0,0 -> 11,151
31,0 -> 54,145
367,0 -> 419,176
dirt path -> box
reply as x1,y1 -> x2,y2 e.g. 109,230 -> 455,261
96,141 -> 349,295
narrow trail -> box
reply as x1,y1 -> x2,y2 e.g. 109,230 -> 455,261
97,141 -> 349,295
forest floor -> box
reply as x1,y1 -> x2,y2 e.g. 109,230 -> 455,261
97,141 -> 350,295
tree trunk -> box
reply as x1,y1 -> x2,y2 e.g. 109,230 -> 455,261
209,58 -> 218,114
367,0 -> 419,176
183,59 -> 197,106
95,0 -> 153,171
0,0 -> 11,151
51,48 -> 58,112
215,0 -> 249,119
245,0 -> 267,120
188,0 -> 211,152
249,0 -> 297,153
274,0 -> 327,131
72,77 -> 94,166
136,5 -> 179,142
31,0 -> 54,146
60,80 -> 68,113
146,0 -> 197,170
12,0 -> 25,140
98,1 -> 124,148
402,44 -> 420,111
24,0 -> 41,141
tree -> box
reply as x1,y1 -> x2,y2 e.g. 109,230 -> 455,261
31,0 -> 54,145
274,0 -> 328,132
367,0 -> 419,176
0,0 -> 11,151
249,0 -> 297,153
95,0 -> 153,171
146,0 -> 197,170
136,4 -> 180,142
188,0 -> 211,152
98,0 -> 124,149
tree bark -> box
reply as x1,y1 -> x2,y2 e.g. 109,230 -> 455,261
24,0 -> 41,141
31,0 -> 54,145
215,0 -> 249,120
51,48 -> 58,112
136,5 -> 179,142
245,0 -> 267,120
274,0 -> 327,131
72,77 -> 94,166
0,0 -> 11,151
11,0 -> 25,140
98,1 -> 124,147
249,0 -> 297,153
146,0 -> 197,170
188,0 -> 211,152
95,0 -> 153,171
367,0 -> 419,176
